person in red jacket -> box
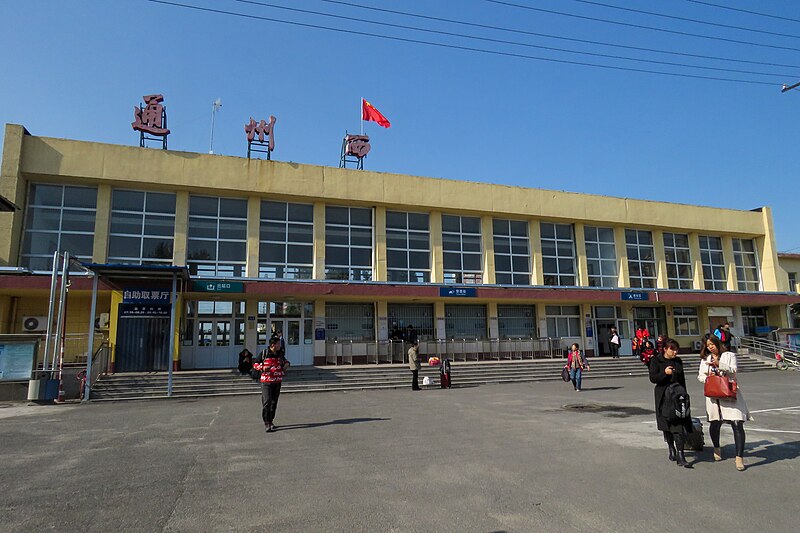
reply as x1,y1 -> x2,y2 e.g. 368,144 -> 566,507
566,343 -> 590,392
253,338 -> 290,432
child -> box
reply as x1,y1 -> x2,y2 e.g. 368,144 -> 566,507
640,340 -> 655,365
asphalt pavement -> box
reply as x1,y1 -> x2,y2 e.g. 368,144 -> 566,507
1,368 -> 798,532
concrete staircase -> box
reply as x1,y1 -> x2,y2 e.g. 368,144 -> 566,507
89,354 -> 776,401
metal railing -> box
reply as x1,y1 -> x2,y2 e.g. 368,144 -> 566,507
325,337 -> 563,365
739,335 -> 797,366
88,341 -> 111,389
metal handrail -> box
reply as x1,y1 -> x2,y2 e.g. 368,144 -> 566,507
739,335 -> 798,362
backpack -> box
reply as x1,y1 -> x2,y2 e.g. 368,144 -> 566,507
662,382 -> 691,423
717,329 -> 728,342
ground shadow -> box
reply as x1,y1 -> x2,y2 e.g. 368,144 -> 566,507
577,386 -> 623,392
275,417 -> 390,431
737,439 -> 800,468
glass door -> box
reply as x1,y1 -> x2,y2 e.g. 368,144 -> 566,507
617,319 -> 633,356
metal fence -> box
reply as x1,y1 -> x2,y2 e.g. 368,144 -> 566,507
325,337 -> 564,365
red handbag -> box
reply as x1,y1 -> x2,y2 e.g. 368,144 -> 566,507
704,374 -> 737,400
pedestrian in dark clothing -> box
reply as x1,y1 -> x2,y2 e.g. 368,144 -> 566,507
649,338 -> 693,468
408,340 -> 421,391
238,348 -> 253,375
253,338 -> 290,432
405,324 -> 418,345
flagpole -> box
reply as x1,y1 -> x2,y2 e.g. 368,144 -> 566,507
360,98 -> 364,135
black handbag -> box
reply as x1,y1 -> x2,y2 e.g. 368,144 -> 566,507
561,366 -> 570,382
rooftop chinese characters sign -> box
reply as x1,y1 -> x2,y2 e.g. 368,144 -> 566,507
245,116 -> 276,159
132,94 -> 170,149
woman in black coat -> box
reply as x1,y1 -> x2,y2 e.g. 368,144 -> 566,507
649,338 -> 693,468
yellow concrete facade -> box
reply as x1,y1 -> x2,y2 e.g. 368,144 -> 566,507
0,124 -> 795,368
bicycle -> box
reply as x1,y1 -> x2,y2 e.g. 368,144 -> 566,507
775,349 -> 799,371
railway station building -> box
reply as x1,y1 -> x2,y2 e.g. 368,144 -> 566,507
0,124 -> 796,372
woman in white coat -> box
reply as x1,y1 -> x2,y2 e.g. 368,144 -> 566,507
697,335 -> 752,471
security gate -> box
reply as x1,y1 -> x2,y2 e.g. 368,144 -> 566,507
115,311 -> 170,372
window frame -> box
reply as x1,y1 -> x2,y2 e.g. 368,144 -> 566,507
663,232 -> 693,290
258,200 -> 314,280
540,222 -> 576,286
386,211 -> 430,283
186,195 -> 248,278
699,235 -> 727,291
492,219 -> 531,286
107,189 -> 176,266
625,229 -> 657,289
732,238 -> 761,292
584,225 -> 618,288
442,214 -> 483,284
324,206 -> 374,281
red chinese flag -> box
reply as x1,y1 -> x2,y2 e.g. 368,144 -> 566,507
362,99 -> 391,128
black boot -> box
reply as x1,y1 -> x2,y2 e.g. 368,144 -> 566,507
665,432 -> 676,462
676,449 -> 690,468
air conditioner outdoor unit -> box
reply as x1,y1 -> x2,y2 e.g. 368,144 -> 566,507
692,340 -> 702,351
95,312 -> 110,330
22,316 -> 49,332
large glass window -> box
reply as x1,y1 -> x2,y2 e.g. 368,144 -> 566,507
699,235 -> 726,290
325,303 -> 375,341
442,215 -> 482,284
626,229 -> 656,289
187,195 -> 247,277
107,190 -> 175,265
584,226 -> 617,288
673,307 -> 700,336
325,206 -> 373,281
663,232 -> 692,290
493,219 -> 530,285
21,184 -> 97,271
732,238 -> 761,291
259,201 -> 313,279
742,307 -> 768,336
540,222 -> 576,286
444,304 -> 487,339
545,305 -> 581,338
498,305 -> 536,339
386,211 -> 430,283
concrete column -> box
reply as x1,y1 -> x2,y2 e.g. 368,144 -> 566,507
756,208 -> 782,291
652,229 -> 668,289
374,206 -> 387,282
245,298 -> 259,354
0,125 -> 27,266
487,302 -> 499,339
376,300 -> 388,341
434,301 -> 446,339
688,232 -> 704,290
536,303 -> 548,338
614,226 -> 630,288
173,191 -> 189,266
529,220 -> 543,285
246,196 -> 260,278
574,222 -> 589,287
92,184 -> 111,263
481,216 -> 495,284
430,211 -> 443,284
721,235 -> 737,291
312,202 -> 326,280
314,300 -> 326,364
665,305 -> 676,338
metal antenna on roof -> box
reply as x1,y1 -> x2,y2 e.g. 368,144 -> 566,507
209,98 -> 222,154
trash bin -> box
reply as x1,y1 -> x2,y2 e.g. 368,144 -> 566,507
27,374 -> 59,401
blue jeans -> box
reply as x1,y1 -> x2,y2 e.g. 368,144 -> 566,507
569,368 -> 583,390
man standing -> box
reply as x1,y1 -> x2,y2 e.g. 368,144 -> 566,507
253,338 -> 290,432
608,327 -> 621,359
408,340 -> 421,391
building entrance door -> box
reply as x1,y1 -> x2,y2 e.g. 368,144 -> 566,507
184,301 -> 245,369
258,301 -> 314,367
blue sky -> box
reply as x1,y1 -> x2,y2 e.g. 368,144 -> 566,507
1,0 -> 798,251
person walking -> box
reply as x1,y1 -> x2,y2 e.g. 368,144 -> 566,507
253,338 -> 290,432
566,343 -> 589,392
608,327 -> 621,359
408,339 -> 421,391
649,338 -> 693,467
698,335 -> 751,471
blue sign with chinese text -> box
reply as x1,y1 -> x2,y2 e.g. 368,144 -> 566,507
439,287 -> 477,297
621,291 -> 649,301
